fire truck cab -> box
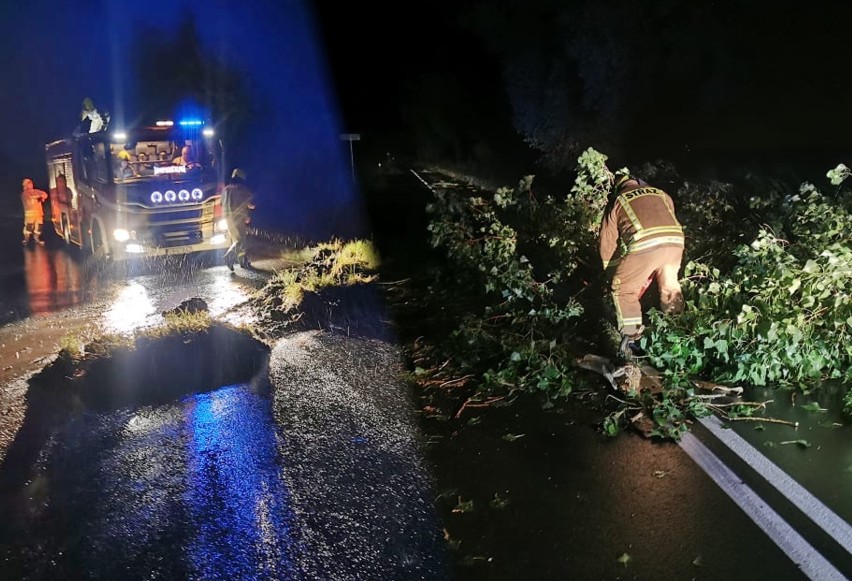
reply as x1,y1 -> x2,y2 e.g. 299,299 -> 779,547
45,119 -> 230,259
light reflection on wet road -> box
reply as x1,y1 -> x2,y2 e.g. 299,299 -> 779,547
1,243 -> 265,333
21,244 -> 88,314
185,384 -> 299,579
0,381 -> 300,579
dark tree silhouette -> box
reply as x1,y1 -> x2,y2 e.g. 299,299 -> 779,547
466,0 -> 852,169
133,15 -> 256,168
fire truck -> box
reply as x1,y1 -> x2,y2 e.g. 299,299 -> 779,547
45,118 -> 230,259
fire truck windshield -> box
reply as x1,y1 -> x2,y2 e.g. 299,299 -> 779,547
111,138 -> 212,182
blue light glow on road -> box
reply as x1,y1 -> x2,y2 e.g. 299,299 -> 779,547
185,383 -> 301,578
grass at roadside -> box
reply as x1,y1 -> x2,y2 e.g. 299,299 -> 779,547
247,239 -> 388,338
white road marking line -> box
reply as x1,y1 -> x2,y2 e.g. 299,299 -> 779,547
680,432 -> 849,581
700,415 -> 852,557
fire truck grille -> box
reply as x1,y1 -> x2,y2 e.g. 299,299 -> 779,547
145,207 -> 207,246
148,208 -> 202,223
153,227 -> 204,246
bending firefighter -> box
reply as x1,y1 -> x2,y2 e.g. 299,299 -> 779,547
21,178 -> 49,245
223,168 -> 255,271
599,173 -> 685,356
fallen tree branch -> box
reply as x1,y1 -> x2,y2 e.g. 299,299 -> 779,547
704,400 -> 771,409
439,374 -> 475,388
454,395 -> 505,418
717,415 -> 799,428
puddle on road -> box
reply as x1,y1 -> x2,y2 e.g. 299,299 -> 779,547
0,324 -> 301,579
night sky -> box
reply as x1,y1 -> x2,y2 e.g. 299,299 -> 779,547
314,0 -> 852,175
2,1 -> 851,236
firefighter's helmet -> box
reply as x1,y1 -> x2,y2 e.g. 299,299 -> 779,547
613,171 -> 639,194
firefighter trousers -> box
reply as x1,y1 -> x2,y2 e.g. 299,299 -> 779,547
611,244 -> 684,337
23,218 -> 43,242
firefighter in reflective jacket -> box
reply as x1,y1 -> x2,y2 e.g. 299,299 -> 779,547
599,173 -> 685,355
21,178 -> 49,245
223,168 -> 255,271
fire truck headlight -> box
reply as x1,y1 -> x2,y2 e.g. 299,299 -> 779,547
178,189 -> 190,201
216,219 -> 229,232
113,228 -> 131,242
165,190 -> 177,202
151,191 -> 163,204
191,188 -> 204,200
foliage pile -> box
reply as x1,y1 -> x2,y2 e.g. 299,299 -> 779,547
645,174 -> 852,396
417,148 -> 852,438
419,149 -> 618,400
249,239 -> 386,337
652,166 -> 852,419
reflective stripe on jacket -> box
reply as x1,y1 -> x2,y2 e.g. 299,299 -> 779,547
22,189 -> 48,221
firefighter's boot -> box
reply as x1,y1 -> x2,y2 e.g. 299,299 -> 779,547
618,326 -> 645,360
237,246 -> 250,269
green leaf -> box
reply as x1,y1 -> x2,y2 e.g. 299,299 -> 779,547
617,553 -> 631,567
800,402 -> 827,413
603,416 -> 620,437
510,351 -> 522,362
802,260 -> 819,274
502,433 -> 525,442
544,365 -> 560,379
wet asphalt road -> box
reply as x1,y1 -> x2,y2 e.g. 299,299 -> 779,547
0,331 -> 447,579
0,221 -> 448,579
0,194 -> 848,579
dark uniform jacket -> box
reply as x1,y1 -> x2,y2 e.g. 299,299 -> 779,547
225,182 -> 254,226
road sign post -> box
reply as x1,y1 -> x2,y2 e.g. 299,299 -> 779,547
340,133 -> 361,183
